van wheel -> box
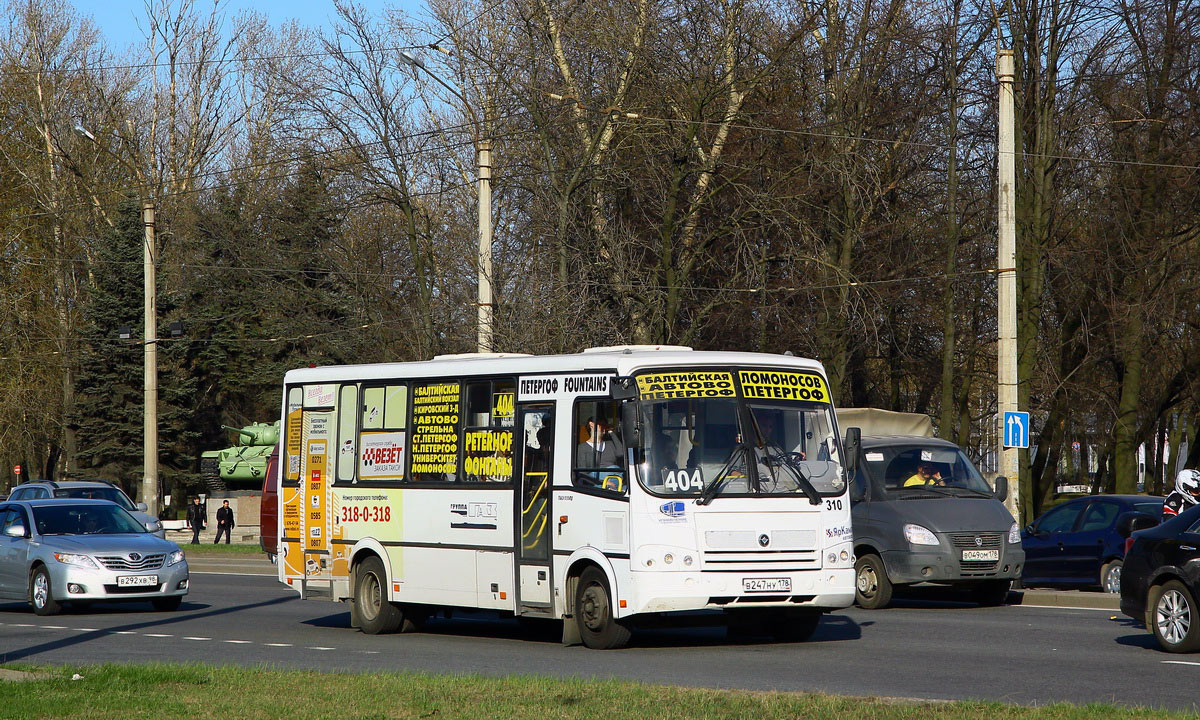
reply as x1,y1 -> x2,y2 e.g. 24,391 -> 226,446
854,554 -> 892,609
1149,580 -> 1200,653
355,557 -> 404,634
574,567 -> 630,649
1101,560 -> 1123,594
971,580 -> 1012,607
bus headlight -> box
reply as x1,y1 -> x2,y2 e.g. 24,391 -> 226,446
1008,523 -> 1021,544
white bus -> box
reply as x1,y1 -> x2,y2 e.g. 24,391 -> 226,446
275,346 -> 857,648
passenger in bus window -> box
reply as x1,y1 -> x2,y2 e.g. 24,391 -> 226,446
577,417 -> 623,469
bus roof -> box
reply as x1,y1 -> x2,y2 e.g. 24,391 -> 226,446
282,348 -> 827,385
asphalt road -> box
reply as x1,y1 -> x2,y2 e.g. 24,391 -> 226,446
0,567 -> 1196,711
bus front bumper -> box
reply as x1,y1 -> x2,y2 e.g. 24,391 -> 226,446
623,568 -> 854,616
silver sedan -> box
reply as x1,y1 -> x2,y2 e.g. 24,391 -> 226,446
0,499 -> 189,615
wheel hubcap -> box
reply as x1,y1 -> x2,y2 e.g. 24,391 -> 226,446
1105,567 -> 1122,594
1157,589 -> 1191,645
362,573 -> 381,621
580,585 -> 607,631
857,567 -> 877,597
33,574 -> 48,608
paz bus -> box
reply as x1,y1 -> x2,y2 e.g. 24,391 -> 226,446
274,346 -> 858,648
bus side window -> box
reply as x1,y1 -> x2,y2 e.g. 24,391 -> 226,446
410,381 -> 462,483
572,400 -> 626,494
462,379 -> 516,483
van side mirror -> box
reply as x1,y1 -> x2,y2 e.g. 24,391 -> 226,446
843,427 -> 861,474
620,402 -> 642,450
136,502 -> 148,512
4,523 -> 26,538
993,475 -> 1008,502
1116,511 -> 1158,538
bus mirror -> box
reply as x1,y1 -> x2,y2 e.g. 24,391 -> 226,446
843,427 -> 861,474
620,402 -> 642,449
610,376 -> 638,400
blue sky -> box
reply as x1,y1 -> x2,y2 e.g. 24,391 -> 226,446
73,0 -> 428,52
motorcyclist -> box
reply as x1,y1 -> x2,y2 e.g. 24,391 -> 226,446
1162,469 -> 1200,518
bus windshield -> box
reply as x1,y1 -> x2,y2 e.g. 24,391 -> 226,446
636,396 -> 844,498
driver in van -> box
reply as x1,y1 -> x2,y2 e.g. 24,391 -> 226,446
904,462 -> 945,487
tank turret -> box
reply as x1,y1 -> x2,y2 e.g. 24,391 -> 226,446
201,420 -> 281,488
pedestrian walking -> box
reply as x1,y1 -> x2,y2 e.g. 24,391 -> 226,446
186,496 -> 206,544
214,499 -> 235,544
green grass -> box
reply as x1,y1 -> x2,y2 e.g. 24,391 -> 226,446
178,543 -> 267,557
0,664 -> 1188,720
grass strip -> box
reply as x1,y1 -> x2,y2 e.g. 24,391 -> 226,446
179,543 -> 268,557
0,663 -> 1185,720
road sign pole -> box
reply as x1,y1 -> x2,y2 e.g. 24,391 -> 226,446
997,48 -> 1021,524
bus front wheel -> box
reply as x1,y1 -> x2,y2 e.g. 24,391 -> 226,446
574,567 -> 630,649
355,557 -> 404,634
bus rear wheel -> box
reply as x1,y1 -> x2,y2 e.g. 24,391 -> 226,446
355,557 -> 404,634
574,567 -> 630,649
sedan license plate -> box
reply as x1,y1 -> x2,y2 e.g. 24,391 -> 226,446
117,575 -> 158,588
962,550 -> 999,562
743,577 -> 792,593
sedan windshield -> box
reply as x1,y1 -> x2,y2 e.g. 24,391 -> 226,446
33,504 -> 148,535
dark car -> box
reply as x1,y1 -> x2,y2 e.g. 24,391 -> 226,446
1021,494 -> 1163,593
1120,503 -> 1200,652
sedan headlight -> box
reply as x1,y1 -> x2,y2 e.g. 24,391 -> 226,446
1008,523 -> 1021,544
54,552 -> 99,569
903,523 -> 939,546
165,550 -> 185,567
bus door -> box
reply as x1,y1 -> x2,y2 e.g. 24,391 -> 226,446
515,403 -> 554,613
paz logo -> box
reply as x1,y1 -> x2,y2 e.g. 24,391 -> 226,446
659,501 -> 686,518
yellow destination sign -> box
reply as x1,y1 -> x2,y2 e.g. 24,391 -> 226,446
636,371 -> 736,400
738,370 -> 830,403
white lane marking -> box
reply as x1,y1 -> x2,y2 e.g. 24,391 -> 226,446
188,571 -> 275,577
1163,660 -> 1200,666
183,636 -> 211,641
144,633 -> 173,637
42,625 -> 67,629
1011,604 -> 1115,612
265,643 -> 293,647
114,631 -> 137,635
75,628 -> 98,632
360,650 -> 380,654
223,640 -> 252,644
8,623 -> 33,627
306,647 -> 335,651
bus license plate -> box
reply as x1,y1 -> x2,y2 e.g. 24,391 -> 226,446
117,575 -> 158,587
743,577 -> 791,593
962,550 -> 998,562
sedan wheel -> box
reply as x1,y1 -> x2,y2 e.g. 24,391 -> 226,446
1151,580 -> 1200,653
1101,560 -> 1122,594
30,567 -> 62,616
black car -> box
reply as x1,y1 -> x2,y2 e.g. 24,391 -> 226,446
1120,503 -> 1200,652
1021,494 -> 1163,593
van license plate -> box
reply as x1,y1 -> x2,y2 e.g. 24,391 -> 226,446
962,550 -> 998,562
117,575 -> 158,587
743,577 -> 791,593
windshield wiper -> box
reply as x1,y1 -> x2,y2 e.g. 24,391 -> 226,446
695,445 -> 747,506
897,484 -> 956,498
761,441 -> 823,505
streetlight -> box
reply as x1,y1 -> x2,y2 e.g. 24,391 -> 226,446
399,50 -> 493,353
75,123 -> 160,518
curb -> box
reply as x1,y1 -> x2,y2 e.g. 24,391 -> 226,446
1010,589 -> 1120,611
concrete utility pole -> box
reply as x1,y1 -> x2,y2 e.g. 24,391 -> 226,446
76,123 -> 159,517
477,140 -> 493,353
142,200 -> 159,517
399,50 -> 494,353
996,48 -> 1020,523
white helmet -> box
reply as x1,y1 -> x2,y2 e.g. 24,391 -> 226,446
1176,469 -> 1200,499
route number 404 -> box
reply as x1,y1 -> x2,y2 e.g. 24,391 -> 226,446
664,469 -> 704,492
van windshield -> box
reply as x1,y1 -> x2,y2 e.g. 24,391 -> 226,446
864,444 -> 993,496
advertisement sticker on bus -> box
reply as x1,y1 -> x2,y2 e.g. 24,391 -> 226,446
517,374 -> 611,400
636,371 -> 735,400
359,431 -> 407,480
304,384 -> 337,408
737,370 -> 830,403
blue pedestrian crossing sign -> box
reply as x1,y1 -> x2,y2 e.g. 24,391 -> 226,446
1004,411 -> 1030,449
